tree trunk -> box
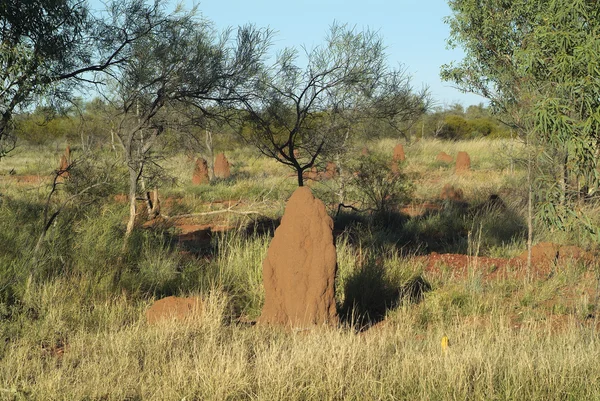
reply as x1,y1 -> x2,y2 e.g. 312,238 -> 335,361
559,150 -> 568,206
206,129 -> 214,180
297,168 -> 304,187
527,138 -> 533,277
140,176 -> 153,216
150,187 -> 160,218
110,128 -> 117,154
124,165 -> 139,243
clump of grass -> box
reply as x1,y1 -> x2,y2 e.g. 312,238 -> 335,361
213,229 -> 270,318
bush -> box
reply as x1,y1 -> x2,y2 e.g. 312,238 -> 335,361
348,152 -> 413,216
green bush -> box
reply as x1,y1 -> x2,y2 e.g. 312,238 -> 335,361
348,152 -> 413,216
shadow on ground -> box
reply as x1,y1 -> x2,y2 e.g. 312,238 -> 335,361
334,194 -> 527,256
339,255 -> 431,330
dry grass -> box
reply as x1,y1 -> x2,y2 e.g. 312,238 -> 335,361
2,284 -> 600,400
1,137 -> 600,399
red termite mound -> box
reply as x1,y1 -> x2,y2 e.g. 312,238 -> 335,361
455,151 -> 471,173
58,155 -> 70,179
192,158 -> 210,185
304,166 -> 318,181
57,145 -> 72,179
517,242 -> 593,267
321,162 -> 337,179
145,296 -> 202,325
258,186 -> 338,327
391,144 -> 406,174
393,144 -> 406,162
214,153 -> 230,179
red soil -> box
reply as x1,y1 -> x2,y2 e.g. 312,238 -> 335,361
7,175 -> 50,184
419,243 -> 595,281
436,152 -> 453,163
400,202 -> 441,217
146,296 -> 203,324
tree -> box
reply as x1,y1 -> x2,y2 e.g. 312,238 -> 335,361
0,0 -> 176,157
101,5 -> 271,240
237,23 -> 429,186
441,0 -> 600,247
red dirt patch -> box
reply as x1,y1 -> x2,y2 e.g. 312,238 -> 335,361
517,242 -> 595,267
421,253 -> 517,280
146,296 -> 203,324
113,193 -> 128,203
419,243 -> 595,281
400,202 -> 441,217
436,152 -> 453,163
8,175 -> 51,184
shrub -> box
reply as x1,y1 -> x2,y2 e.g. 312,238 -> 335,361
348,152 -> 413,216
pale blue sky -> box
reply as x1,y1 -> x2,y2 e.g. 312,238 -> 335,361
87,0 -> 486,106
190,0 -> 486,107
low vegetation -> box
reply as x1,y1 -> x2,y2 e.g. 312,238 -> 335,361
0,137 -> 599,400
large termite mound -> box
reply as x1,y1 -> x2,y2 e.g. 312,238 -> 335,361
455,151 -> 471,173
192,158 -> 210,185
57,146 -> 71,179
393,144 -> 406,162
258,186 -> 338,327
391,144 -> 406,174
146,296 -> 202,325
213,153 -> 230,179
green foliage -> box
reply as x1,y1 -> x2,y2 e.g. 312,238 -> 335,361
418,103 -> 511,140
13,108 -> 65,145
468,117 -> 495,137
348,152 -> 413,215
440,114 -> 469,139
442,0 -> 600,241
238,23 -> 428,186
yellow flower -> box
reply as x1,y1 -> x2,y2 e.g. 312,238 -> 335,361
441,335 -> 449,355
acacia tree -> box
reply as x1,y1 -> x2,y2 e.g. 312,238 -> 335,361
237,23 -> 429,186
441,0 -> 600,249
101,6 -> 271,240
0,0 -> 175,157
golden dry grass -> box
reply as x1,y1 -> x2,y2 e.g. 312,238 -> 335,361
2,137 -> 600,400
